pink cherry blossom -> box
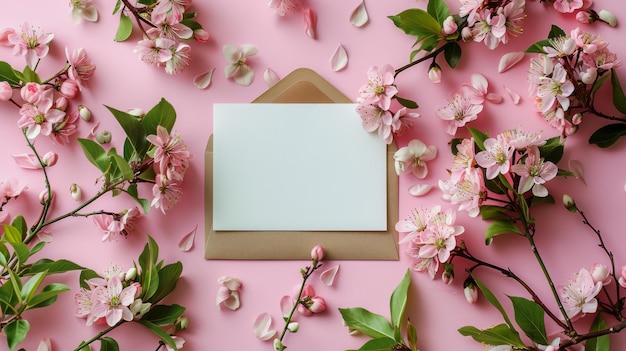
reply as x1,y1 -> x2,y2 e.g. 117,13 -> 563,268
471,10 -> 506,50
66,47 -> 95,87
536,63 -> 574,113
223,44 -> 257,86
415,209 -> 464,263
268,0 -> 302,16
475,135 -> 514,179
165,42 -> 191,75
395,206 -> 438,244
439,167 -> 485,217
20,82 -> 47,104
93,214 -> 125,242
7,22 -> 54,68
357,64 -> 397,110
0,81 -> 12,101
91,276 -> 137,326
500,126 -> 545,150
151,174 -> 183,214
553,0 -> 583,13
511,146 -> 557,197
355,103 -> 393,143
133,37 -> 174,67
0,177 -> 28,199
149,3 -> 192,40
216,276 -> 242,310
436,93 -> 483,136
17,90 -> 67,139
393,139 -> 437,178
49,111 -> 80,146
450,138 -> 476,182
559,268 -> 602,319
147,126 -> 191,179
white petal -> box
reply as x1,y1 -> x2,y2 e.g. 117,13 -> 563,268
350,1 -> 369,27
82,5 -> 99,22
330,44 -> 348,72
234,65 -> 255,86
498,52 -> 524,73
223,292 -> 241,310
408,184 -> 433,197
193,68 -> 215,90
503,85 -> 521,104
568,159 -> 586,185
320,265 -> 340,286
37,337 -> 51,351
240,44 -> 258,58
253,313 -> 277,341
222,44 -> 241,63
263,68 -> 280,86
280,295 -> 294,318
178,225 -> 197,251
470,73 -> 488,94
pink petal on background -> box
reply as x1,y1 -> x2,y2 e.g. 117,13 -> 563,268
253,313 -> 277,341
12,153 -> 41,169
498,52 -> 525,73
37,230 -> 53,243
470,73 -> 488,95
350,1 -> 369,27
320,265 -> 340,286
303,7 -> 317,39
485,93 -> 503,104
330,44 -> 348,72
280,295 -> 295,317
569,159 -> 586,185
194,68 -> 215,90
503,85 -> 521,104
37,337 -> 51,351
264,68 -> 280,86
408,184 -> 433,197
179,225 -> 197,252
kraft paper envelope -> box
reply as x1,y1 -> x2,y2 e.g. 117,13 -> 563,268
204,68 -> 399,260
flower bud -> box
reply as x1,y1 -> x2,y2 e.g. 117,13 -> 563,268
193,28 -> 211,43
125,267 -> 137,281
461,27 -> 473,42
287,321 -> 299,332
176,316 -> 189,330
308,296 -> 327,313
442,270 -> 454,285
576,11 -> 592,24
21,82 -> 44,103
39,189 -> 53,205
273,338 -> 286,351
310,244 -> 324,262
619,266 -> 626,288
571,113 -> 583,126
55,96 -> 69,111
581,67 -> 597,85
562,194 -> 577,213
463,278 -> 478,304
130,299 -> 151,319
131,281 -> 142,298
59,79 -> 79,98
95,130 -> 112,144
42,151 -> 58,167
428,63 -> 442,84
70,183 -> 82,201
0,81 -> 12,101
598,10 -> 617,27
78,105 -> 91,121
442,16 -> 457,35
590,263 -> 610,285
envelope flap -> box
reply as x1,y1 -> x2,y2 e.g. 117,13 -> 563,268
253,68 -> 352,103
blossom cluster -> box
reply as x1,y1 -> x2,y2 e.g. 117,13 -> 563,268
355,64 -> 418,144
0,177 -> 27,223
458,0 -> 525,50
528,27 -> 621,136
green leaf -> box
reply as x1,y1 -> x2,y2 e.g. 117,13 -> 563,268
106,106 -> 149,158
21,271 -> 46,302
110,154 -> 134,180
112,0 -> 122,14
30,241 -> 45,256
9,242 -> 30,266
610,69 -> 626,114
180,19 -> 202,31
0,61 -> 20,85
585,315 -> 610,351
485,220 -> 522,245
480,205 -> 510,221
114,13 -> 133,42
5,319 -> 29,351
530,194 -> 555,207
142,98 -> 177,136
588,123 -> 626,148
27,259 -> 84,275
11,216 -> 27,239
138,236 -> 160,300
78,138 -> 111,172
390,269 -> 411,332
525,39 -> 551,54
22,66 -> 41,84
126,184 -> 151,214
395,97 -> 419,109
139,320 -> 178,350
444,42 -> 461,68
548,25 -> 566,39
143,304 -> 185,326
3,224 -> 22,243
467,127 -> 488,151
28,283 -> 70,308
339,307 -> 395,340
389,9 -> 442,51
472,277 -> 514,329
357,337 -> 398,351
517,194 -> 532,224
509,296 -> 548,345
592,73 -> 610,95
149,262 -> 182,304
406,319 -> 418,351
427,0 -> 450,24
458,324 -> 525,348
100,337 -> 119,351
79,269 -> 101,289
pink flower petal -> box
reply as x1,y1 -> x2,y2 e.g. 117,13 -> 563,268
280,295 -> 295,318
303,7 -> 317,39
193,68 -> 215,90
330,44 -> 348,72
178,225 -> 197,252
263,68 -> 280,86
320,265 -> 340,286
223,292 -> 241,310
350,1 -> 369,27
569,159 -> 586,185
408,184 -> 433,197
498,52 -> 525,73
470,73 -> 488,95
12,153 -> 41,169
485,93 -> 503,104
503,85 -> 521,104
253,313 -> 277,341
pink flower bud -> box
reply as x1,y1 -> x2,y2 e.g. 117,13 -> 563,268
0,81 -> 12,101
428,64 -> 442,84
442,16 -> 457,35
463,282 -> 478,304
461,27 -> 473,42
0,28 -> 15,46
131,282 -> 142,298
59,79 -> 79,98
55,96 -> 69,111
619,266 -> 626,288
78,105 -> 91,121
308,296 -> 326,313
193,28 -> 210,43
572,113 -> 583,126
590,263 -> 610,285
576,11 -> 592,24
39,189 -> 53,205
297,303 -> 313,316
21,82 -> 45,103
42,151 -> 58,167
311,244 -> 324,261
442,271 -> 454,285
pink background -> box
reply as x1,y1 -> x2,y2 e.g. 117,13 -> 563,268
1,0 -> 626,350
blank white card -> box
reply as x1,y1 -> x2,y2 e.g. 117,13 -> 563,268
212,103 -> 387,231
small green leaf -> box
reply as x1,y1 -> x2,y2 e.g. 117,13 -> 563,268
548,25 -> 566,39
112,0 -> 122,14
114,13 -> 133,42
9,242 -> 30,266
28,283 -> 70,308
142,98 -> 177,136
106,105 -> 149,158
138,236 -> 160,301
139,320 -> 178,350
357,337 -> 398,351
11,216 -> 27,239
473,277 -> 514,329
406,319 -> 418,351
585,315 -> 610,351
458,324 -> 525,348
5,319 -> 29,351
143,304 -> 185,326
21,271 -> 46,302
22,65 -> 41,84
149,262 -> 182,304
509,296 -> 548,345
525,39 -> 551,54
610,69 -> 626,114
467,127 -> 488,150
530,194 -> 555,207
339,307 -> 395,340
110,154 -> 134,180
0,61 -> 20,85
100,337 -> 119,351
126,184 -> 151,214
78,138 -> 111,172
427,0 -> 450,24
444,42 -> 461,68
390,269 -> 411,331
588,123 -> 626,148
538,136 -> 564,163
517,194 -> 532,224
396,96 -> 419,109
592,73 -> 610,95
480,205 -> 510,221
389,9 -> 442,52
3,224 -> 22,243
79,269 -> 101,289
27,259 -> 84,275
180,19 -> 202,31
485,220 -> 522,245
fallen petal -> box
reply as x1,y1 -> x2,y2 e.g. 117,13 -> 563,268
37,337 -> 51,351
503,85 -> 521,104
350,1 -> 369,27
320,265 -> 340,286
498,52 -> 524,73
569,159 -> 586,185
470,73 -> 488,95
330,44 -> 348,72
303,7 -> 317,39
193,68 -> 215,90
223,292 -> 241,311
37,231 -> 53,243
408,184 -> 433,197
12,153 -> 41,169
82,5 -> 99,22
280,295 -> 295,318
178,225 -> 197,251
253,313 -> 277,341
485,93 -> 503,104
264,68 -> 280,86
